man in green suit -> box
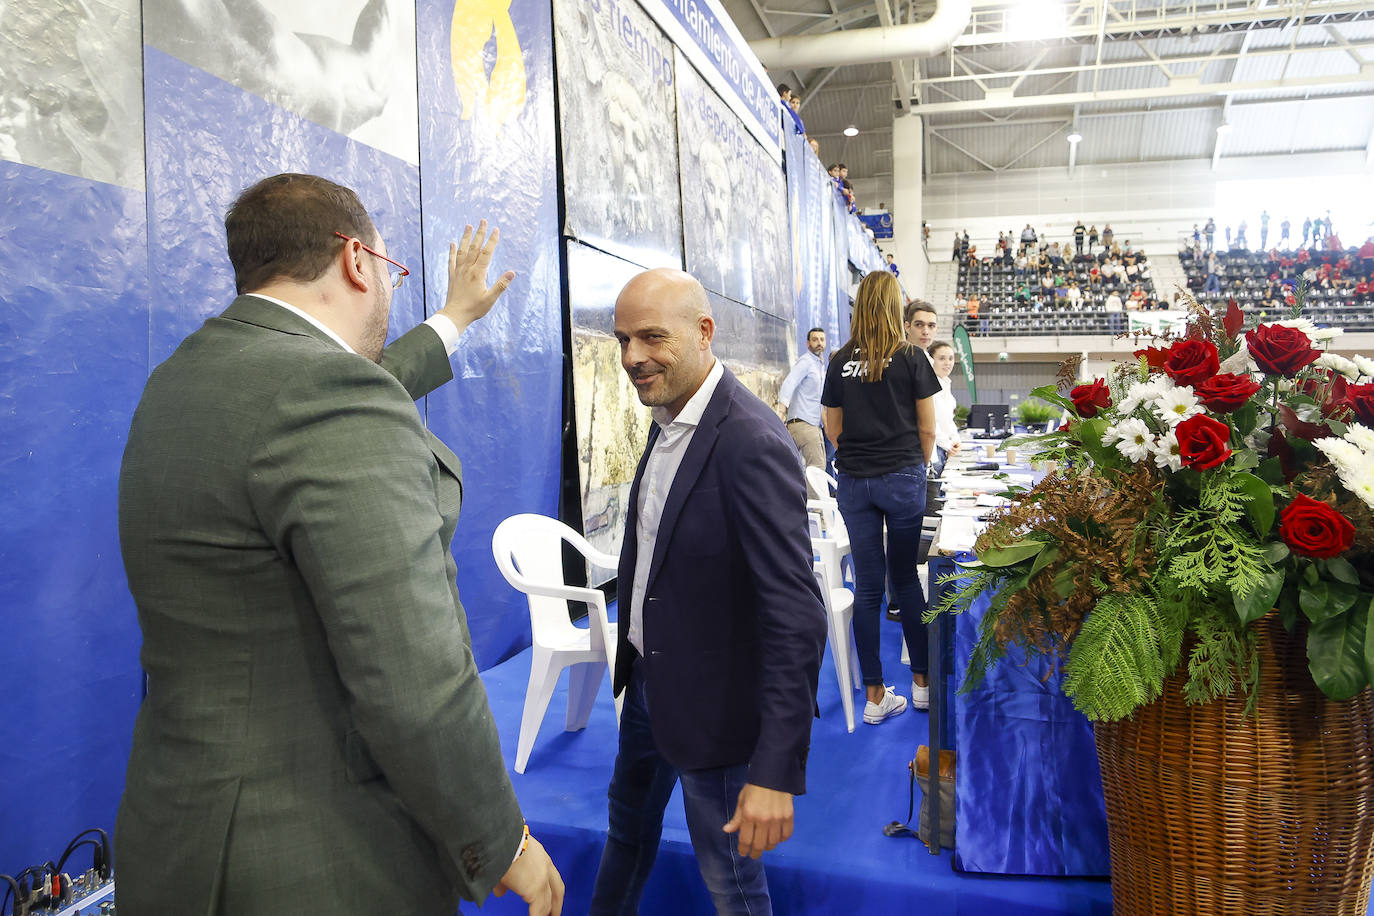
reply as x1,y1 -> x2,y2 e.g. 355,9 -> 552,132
116,173 -> 563,915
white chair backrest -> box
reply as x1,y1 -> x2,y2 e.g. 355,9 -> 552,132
804,465 -> 837,500
492,514 -> 611,647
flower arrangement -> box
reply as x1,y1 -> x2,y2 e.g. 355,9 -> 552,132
936,293 -> 1374,720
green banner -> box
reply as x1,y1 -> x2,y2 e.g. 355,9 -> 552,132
952,324 -> 976,403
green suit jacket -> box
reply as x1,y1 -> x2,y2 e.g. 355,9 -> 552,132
115,295 -> 523,915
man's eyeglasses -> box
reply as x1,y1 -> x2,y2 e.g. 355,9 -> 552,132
334,231 -> 410,289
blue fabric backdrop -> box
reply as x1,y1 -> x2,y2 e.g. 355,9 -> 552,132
953,589 -> 1112,876
0,161 -> 148,874
417,0 -> 562,669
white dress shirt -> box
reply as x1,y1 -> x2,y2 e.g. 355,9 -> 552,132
627,359 -> 725,656
246,293 -> 463,356
933,376 -> 958,451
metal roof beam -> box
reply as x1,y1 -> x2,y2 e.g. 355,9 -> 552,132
910,68 -> 1374,114
918,38 -> 1374,85
952,0 -> 1374,48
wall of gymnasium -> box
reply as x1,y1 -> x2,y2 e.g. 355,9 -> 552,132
922,150 -> 1374,264
0,0 -> 890,874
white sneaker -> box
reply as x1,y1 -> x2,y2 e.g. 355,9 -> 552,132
911,680 -> 930,711
863,687 -> 908,724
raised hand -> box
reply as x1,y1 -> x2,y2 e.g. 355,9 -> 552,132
438,219 -> 516,334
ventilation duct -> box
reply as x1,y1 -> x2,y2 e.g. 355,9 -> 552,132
748,0 -> 972,71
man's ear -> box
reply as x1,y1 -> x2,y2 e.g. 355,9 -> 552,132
340,238 -> 372,293
698,314 -> 715,347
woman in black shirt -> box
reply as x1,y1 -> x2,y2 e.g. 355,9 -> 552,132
821,272 -> 939,724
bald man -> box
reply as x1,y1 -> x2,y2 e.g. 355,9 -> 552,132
590,270 -> 827,916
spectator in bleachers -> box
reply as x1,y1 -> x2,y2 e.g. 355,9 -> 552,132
1260,211 -> 1270,249
1102,224 -> 1114,249
1074,220 -> 1086,255
1237,219 -> 1248,249
1280,218 -> 1291,248
960,231 -> 970,260
788,94 -> 806,135
1014,249 -> 1029,279
1358,236 -> 1374,263
1088,224 -> 1099,253
966,294 -> 981,335
1105,288 -> 1124,331
1303,216 -> 1313,247
1066,281 -> 1082,304
1224,225 -> 1232,249
1204,217 -> 1215,252
1192,224 -> 1201,248
951,232 -> 960,261
1204,252 -> 1222,293
1020,224 -> 1037,246
1128,284 -> 1146,310
1048,241 -> 1063,267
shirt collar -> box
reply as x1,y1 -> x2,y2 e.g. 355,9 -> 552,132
244,293 -> 356,354
652,358 -> 724,434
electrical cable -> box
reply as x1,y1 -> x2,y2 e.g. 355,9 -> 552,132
0,874 -> 19,916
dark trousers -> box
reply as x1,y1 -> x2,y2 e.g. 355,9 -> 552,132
836,466 -> 930,686
590,663 -> 770,916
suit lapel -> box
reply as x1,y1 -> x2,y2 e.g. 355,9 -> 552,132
643,371 -> 733,591
618,424 -> 659,612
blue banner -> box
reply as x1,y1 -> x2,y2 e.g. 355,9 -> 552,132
860,211 -> 894,239
0,0 -> 147,874
418,0 -> 562,669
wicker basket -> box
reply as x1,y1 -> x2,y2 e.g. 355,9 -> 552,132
1093,613 -> 1374,916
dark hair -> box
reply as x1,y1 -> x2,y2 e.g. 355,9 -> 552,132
904,299 -> 936,323
837,163 -> 847,169
778,83 -> 791,95
225,173 -> 376,295
928,340 -> 953,357
807,326 -> 825,338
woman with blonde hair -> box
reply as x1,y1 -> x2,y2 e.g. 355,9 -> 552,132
821,272 -> 939,723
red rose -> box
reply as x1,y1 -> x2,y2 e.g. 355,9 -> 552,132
1279,494 -> 1355,559
1164,339 -> 1220,387
1133,346 -> 1170,372
1175,414 -> 1233,470
1070,379 -> 1111,418
1345,383 -> 1374,426
1245,324 -> 1319,377
1195,373 -> 1261,413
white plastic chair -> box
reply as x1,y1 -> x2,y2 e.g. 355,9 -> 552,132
813,537 -> 861,733
491,514 -> 622,774
805,466 -> 852,584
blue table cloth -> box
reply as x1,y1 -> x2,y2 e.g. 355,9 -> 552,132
949,577 -> 1111,876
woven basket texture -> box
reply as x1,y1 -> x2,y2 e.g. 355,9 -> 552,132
1093,613 -> 1374,916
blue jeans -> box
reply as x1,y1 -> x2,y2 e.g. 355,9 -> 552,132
836,466 -> 930,686
590,663 -> 770,916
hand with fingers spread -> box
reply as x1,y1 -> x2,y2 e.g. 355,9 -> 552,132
493,833 -> 565,916
722,783 -> 795,859
438,219 -> 516,334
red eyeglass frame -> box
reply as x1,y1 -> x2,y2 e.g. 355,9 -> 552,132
333,231 -> 410,288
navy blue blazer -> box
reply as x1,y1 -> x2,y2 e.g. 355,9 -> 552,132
613,366 -> 827,796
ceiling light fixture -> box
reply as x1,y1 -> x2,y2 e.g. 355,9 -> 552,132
1216,122 -> 1232,135
843,125 -> 859,137
1066,130 -> 1083,144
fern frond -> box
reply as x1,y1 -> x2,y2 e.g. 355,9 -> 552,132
1062,594 -> 1167,720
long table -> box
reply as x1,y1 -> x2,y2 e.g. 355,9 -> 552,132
922,454 -> 1111,877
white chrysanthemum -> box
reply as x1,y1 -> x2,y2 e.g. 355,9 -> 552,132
1114,418 -> 1154,463
1270,317 -> 1343,345
1119,378 -> 1169,415
1347,423 -> 1374,452
1154,430 -> 1182,472
1353,354 -> 1374,382
1152,386 -> 1202,426
1314,353 -> 1361,380
1315,423 -> 1374,510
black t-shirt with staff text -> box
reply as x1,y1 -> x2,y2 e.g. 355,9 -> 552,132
821,344 -> 940,477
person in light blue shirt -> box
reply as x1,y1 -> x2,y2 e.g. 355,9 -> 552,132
779,327 -> 827,483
